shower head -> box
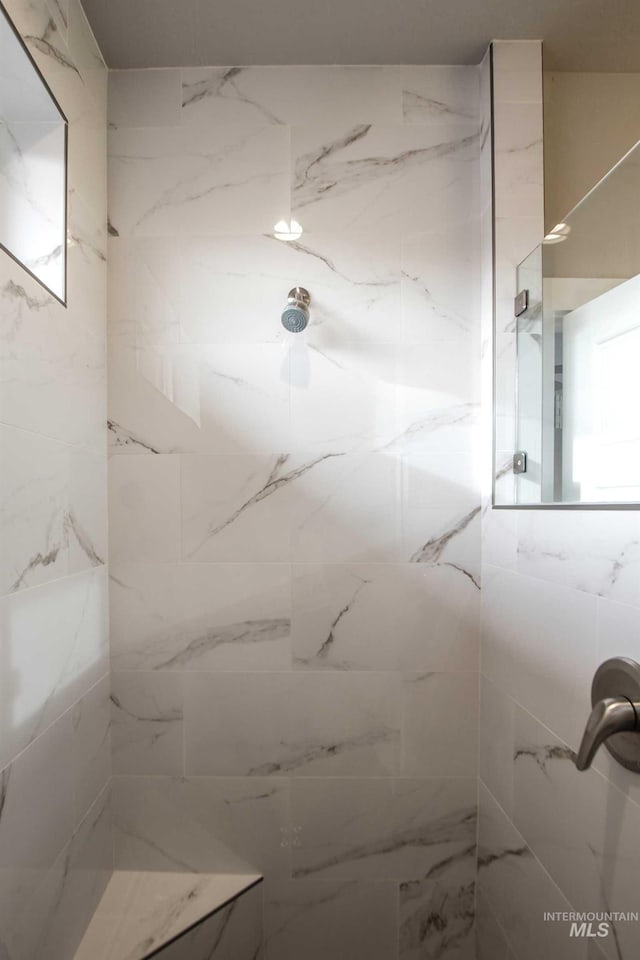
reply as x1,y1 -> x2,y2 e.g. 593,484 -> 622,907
281,287 -> 311,333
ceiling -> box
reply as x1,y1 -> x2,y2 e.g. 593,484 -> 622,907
81,0 -> 640,71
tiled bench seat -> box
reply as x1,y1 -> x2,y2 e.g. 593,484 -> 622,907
74,871 -> 263,960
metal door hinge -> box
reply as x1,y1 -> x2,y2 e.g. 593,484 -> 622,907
514,289 -> 529,317
513,451 -> 527,474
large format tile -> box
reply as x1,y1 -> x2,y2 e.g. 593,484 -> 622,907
184,672 -> 402,778
109,342 -> 291,456
401,225 -> 478,343
113,776 -> 291,878
475,889 -> 513,960
34,787 -> 113,960
0,567 -> 108,770
512,706 -> 640,960
401,672 -> 478,778
291,123 -> 479,235
0,277 -> 106,452
111,672 -> 183,776
292,563 -> 479,672
399,841 -> 475,960
264,879 -> 398,960
0,426 -> 106,595
72,674 -> 111,822
75,872 -> 263,960
477,783 -> 584,960
181,65 -> 401,128
291,778 -> 476,881
0,712 -> 76,937
155,882 -> 263,960
290,453 -> 403,562
108,124 -> 290,237
482,564 -> 600,749
110,562 -> 291,672
109,455 -> 180,563
401,66 -> 479,126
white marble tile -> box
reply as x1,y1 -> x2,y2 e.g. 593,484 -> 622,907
75,871 -> 262,960
0,425 -> 106,595
0,711 -> 75,932
156,881 -> 263,960
113,776 -> 290,878
280,233 -> 403,346
291,122 -> 479,235
485,496 -> 520,566
403,501 -> 481,586
184,672 -> 401,778
492,41 -> 543,105
513,509 -> 640,609
109,69 -> 182,128
401,66 -> 479,126
108,454 -> 180,563
108,123 -> 290,237
67,446 -> 108,578
0,269 -> 106,452
401,225 -> 478,342
482,564 -> 600,749
108,342 -> 291,455
476,889 -> 513,960
392,343 -> 480,456
181,66 -> 401,128
494,103 -> 544,220
35,786 -> 113,960
292,562 -> 479,672
178,233 -> 288,345
596,598 -> 640,668
400,451 -> 481,571
72,674 -> 111,822
290,452 -> 403,562
180,453 -> 295,562
291,778 -> 476,881
401,672 -> 478,778
66,188 -> 108,335
66,0 -> 106,114
107,237 -> 183,347
479,674 -> 516,820
512,706 -> 640,960
477,783 -> 584,960
110,562 -> 291,672
264,880 -> 398,960
288,344 -> 399,455
111,672 -> 183,776
0,566 -> 108,770
399,841 -> 475,960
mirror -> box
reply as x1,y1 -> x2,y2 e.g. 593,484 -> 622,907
494,138 -> 640,507
0,0 -> 67,303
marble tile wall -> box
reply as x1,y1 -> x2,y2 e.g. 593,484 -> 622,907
107,64 -> 482,959
478,41 -> 640,960
0,0 -> 110,958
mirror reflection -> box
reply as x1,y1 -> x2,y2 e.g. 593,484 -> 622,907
495,138 -> 640,507
0,0 -> 67,302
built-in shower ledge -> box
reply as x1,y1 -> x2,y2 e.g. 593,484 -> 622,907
73,870 -> 263,960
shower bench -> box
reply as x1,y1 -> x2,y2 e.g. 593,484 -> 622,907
73,870 -> 263,960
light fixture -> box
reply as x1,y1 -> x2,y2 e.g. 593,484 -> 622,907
273,219 -> 303,242
544,222 -> 571,244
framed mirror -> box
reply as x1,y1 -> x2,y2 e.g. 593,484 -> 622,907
0,0 -> 67,303
494,138 -> 640,508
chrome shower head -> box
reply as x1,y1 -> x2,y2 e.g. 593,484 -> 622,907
281,287 -> 311,333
